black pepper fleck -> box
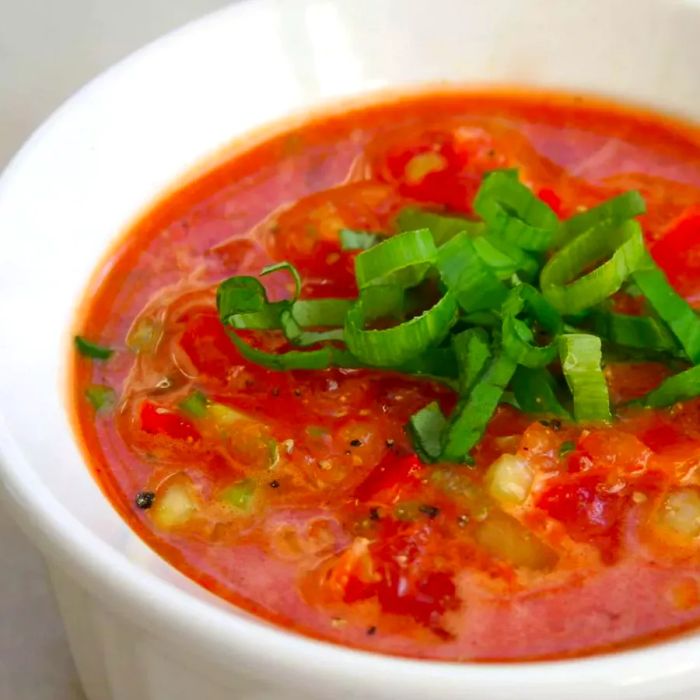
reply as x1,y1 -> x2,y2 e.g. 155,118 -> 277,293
366,626 -> 377,636
135,491 -> 155,509
419,504 -> 440,519
539,418 -> 562,431
269,480 -> 280,489
350,438 -> 362,447
369,507 -> 381,521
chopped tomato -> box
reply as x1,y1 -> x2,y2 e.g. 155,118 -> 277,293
363,124 -> 505,213
576,429 -> 651,475
260,182 -> 401,288
354,453 -> 423,503
537,471 -> 625,555
179,312 -> 241,382
606,361 -> 672,404
537,187 -> 563,216
651,204 -> 700,300
341,523 -> 457,629
140,401 -> 200,441
639,421 -> 685,453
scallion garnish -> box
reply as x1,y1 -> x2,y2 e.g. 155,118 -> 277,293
344,291 -> 458,367
213,168 -> 698,463
512,367 -> 569,418
84,384 -> 116,412
540,220 -> 646,314
440,352 -> 517,463
178,390 -> 208,418
407,401 -> 447,463
557,190 -> 646,246
75,335 -> 114,360
339,228 -> 382,250
354,228 -> 436,289
474,169 -> 559,252
632,253 -> 700,362
559,333 -> 611,422
396,206 -> 484,244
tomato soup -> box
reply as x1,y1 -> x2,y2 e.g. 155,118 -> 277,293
72,91 -> 700,660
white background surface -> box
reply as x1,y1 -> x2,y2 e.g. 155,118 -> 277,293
0,2 -> 229,697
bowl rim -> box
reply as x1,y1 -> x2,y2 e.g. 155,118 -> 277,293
2,0 -> 700,694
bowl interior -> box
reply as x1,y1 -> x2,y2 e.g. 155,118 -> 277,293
1,0 -> 700,695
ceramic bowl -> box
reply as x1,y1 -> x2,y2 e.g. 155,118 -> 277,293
1,1 -> 700,698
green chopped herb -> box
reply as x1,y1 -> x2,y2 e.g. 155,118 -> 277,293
84,384 -> 116,413
209,169 -> 700,464
559,334 -> 611,422
558,440 -> 576,457
221,479 -> 256,511
339,228 -> 383,250
75,335 -> 114,360
178,390 -> 208,418
406,401 -> 447,463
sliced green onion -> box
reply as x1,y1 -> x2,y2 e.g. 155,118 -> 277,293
221,478 -> 256,511
559,333 -> 611,421
344,292 -> 458,367
226,303 -> 285,330
632,365 -> 700,408
396,207 -> 484,244
437,233 -> 508,312
340,229 -> 383,251
84,384 -> 116,412
261,261 -> 302,301
440,352 -> 517,462
75,336 -> 114,360
501,284 -> 562,368
462,310 -> 500,327
557,190 -> 646,247
280,310 -> 345,346
559,440 -> 575,457
178,390 -> 208,418
588,309 -> 682,356
451,328 -> 491,393
355,228 -> 436,289
290,298 -> 353,327
512,367 -> 569,417
540,220 -> 646,314
474,169 -> 559,252
217,276 -> 268,323
632,254 -> 700,362
472,236 -> 522,279
358,284 -> 406,322
225,329 -> 360,371
219,272 -> 352,345
482,232 -> 541,280
399,347 -> 459,381
406,401 -> 447,462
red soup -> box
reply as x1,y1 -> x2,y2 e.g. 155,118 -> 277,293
72,91 -> 700,661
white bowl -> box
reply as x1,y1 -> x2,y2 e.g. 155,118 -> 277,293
2,1 -> 700,698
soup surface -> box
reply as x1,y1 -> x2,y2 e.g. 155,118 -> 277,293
72,91 -> 700,660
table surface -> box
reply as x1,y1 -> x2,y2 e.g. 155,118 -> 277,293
0,2 -> 229,698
